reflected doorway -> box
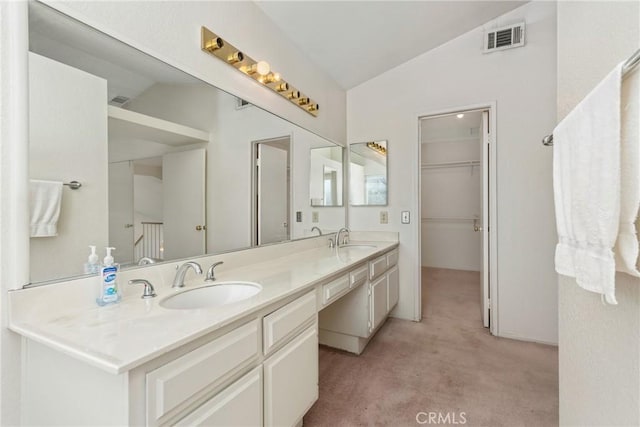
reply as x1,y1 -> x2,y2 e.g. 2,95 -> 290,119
252,136 -> 291,246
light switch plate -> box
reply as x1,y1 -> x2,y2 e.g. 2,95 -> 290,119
312,211 -> 319,223
296,211 -> 302,222
380,211 -> 389,224
401,211 -> 410,224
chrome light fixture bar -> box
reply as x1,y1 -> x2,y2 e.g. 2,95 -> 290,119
201,27 -> 319,117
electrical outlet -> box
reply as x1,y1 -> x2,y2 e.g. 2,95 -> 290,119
401,211 -> 410,224
380,211 -> 389,224
312,211 -> 319,223
296,211 -> 302,222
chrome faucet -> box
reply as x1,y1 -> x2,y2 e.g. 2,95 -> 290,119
129,279 -> 157,299
137,256 -> 158,266
311,226 -> 322,236
172,261 -> 203,288
205,261 -> 224,282
335,227 -> 350,247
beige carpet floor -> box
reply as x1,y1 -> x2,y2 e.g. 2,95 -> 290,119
303,267 -> 558,426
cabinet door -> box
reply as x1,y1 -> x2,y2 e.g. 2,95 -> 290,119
264,324 -> 318,427
370,276 -> 388,332
174,367 -> 262,427
387,266 -> 399,311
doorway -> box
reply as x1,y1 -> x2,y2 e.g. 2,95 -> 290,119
251,136 -> 291,246
419,107 -> 493,330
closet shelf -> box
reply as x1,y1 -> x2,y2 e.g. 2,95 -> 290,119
422,136 -> 479,144
421,160 -> 480,170
108,106 -> 210,146
421,216 -> 478,222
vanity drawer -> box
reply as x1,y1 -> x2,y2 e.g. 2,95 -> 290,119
369,254 -> 387,280
174,366 -> 262,427
350,264 -> 368,288
386,248 -> 399,268
322,274 -> 350,305
263,291 -> 316,355
146,319 -> 260,426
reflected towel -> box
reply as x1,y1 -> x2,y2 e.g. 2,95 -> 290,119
30,179 -> 63,237
553,62 -> 624,304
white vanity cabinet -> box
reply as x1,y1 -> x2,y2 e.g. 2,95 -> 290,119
318,248 -> 400,354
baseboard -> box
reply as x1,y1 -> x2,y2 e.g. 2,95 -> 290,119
497,331 -> 558,347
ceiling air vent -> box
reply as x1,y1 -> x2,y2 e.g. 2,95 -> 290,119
109,95 -> 130,107
484,22 -> 525,53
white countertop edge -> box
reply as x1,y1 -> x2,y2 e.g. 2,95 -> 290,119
10,239 -> 399,374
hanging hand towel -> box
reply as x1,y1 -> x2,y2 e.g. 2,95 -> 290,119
553,62 -> 624,304
615,69 -> 640,277
30,179 -> 63,237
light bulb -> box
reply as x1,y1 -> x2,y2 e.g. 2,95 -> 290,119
456,113 -> 464,119
256,61 -> 270,76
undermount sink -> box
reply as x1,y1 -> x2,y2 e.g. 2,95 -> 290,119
160,281 -> 262,310
338,244 -> 377,249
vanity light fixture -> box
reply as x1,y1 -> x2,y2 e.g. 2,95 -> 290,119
366,142 -> 387,156
287,90 -> 301,100
204,37 -> 224,52
275,82 -> 289,92
242,60 -> 271,76
227,51 -> 244,64
201,26 -> 319,117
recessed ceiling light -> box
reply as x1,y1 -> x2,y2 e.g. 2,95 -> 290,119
456,114 -> 464,119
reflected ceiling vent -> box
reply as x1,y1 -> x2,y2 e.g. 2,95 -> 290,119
484,22 -> 525,53
109,95 -> 130,107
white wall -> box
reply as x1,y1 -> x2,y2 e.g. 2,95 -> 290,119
557,1 -> 640,425
45,1 -> 346,145
347,1 -> 558,344
28,53 -> 109,283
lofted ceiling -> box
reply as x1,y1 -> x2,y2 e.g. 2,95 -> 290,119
255,1 -> 527,89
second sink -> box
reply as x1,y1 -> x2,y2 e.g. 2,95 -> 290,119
160,281 -> 262,310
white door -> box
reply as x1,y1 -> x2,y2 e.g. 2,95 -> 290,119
480,111 -> 491,327
108,161 -> 134,264
162,149 -> 206,260
257,143 -> 289,245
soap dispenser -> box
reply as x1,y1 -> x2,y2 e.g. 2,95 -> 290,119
84,245 -> 100,274
97,247 -> 120,306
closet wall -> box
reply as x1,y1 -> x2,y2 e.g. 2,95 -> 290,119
421,113 -> 482,271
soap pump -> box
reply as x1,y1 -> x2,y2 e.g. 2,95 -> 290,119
97,247 -> 120,306
84,245 -> 100,274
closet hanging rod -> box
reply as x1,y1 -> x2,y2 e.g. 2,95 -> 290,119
542,48 -> 640,147
421,160 -> 480,169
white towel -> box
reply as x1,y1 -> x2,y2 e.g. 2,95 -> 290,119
615,69 -> 640,277
553,63 -> 624,304
30,179 -> 63,237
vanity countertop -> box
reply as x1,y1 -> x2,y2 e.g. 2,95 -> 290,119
9,238 -> 398,374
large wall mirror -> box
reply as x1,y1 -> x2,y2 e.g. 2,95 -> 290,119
349,140 -> 388,206
27,2 -> 346,285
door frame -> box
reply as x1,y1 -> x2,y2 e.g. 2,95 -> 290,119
416,101 -> 498,336
250,134 -> 293,247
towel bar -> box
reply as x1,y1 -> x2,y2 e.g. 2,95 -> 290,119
63,181 -> 82,190
542,48 -> 640,146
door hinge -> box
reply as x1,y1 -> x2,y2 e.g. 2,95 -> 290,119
255,158 -> 261,167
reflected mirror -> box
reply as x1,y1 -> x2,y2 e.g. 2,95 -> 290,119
309,146 -> 344,207
27,2 -> 345,285
349,140 -> 388,206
